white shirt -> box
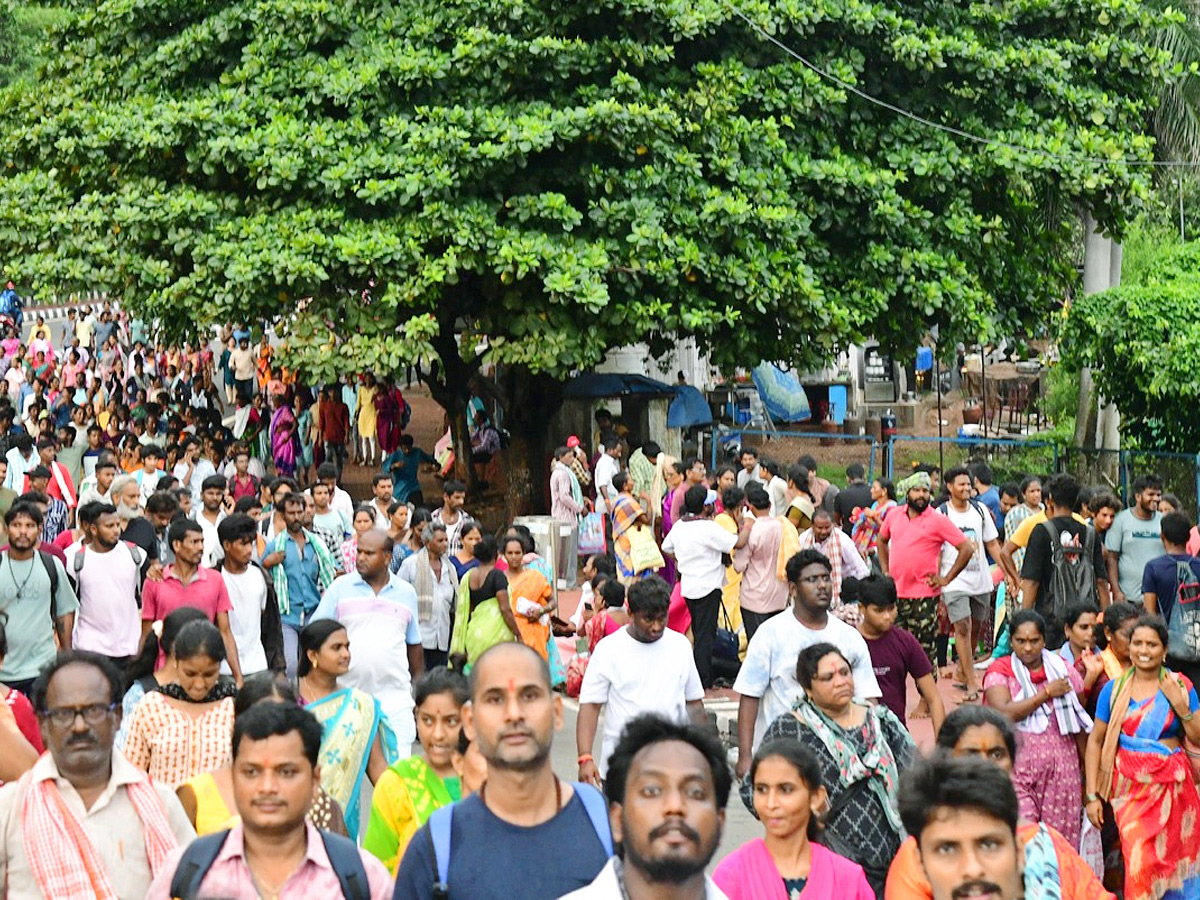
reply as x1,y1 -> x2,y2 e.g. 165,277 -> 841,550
939,499 -> 999,596
736,464 -> 763,489
767,475 -> 789,517
558,858 -> 729,900
733,610 -> 881,750
330,485 -> 354,523
661,518 -> 737,599
397,552 -> 457,652
136,468 -> 161,506
579,627 -> 704,775
65,541 -> 142,658
220,565 -> 269,675
196,508 -> 226,568
593,453 -> 620,513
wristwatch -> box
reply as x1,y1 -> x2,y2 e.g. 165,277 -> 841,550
1085,793 -> 1100,803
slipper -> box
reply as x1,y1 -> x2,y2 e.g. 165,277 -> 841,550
953,681 -> 968,691
960,691 -> 981,703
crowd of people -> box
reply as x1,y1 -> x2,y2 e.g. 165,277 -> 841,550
0,302 -> 1192,899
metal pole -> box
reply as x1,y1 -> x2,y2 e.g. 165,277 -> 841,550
936,348 -> 944,474
980,344 -> 987,437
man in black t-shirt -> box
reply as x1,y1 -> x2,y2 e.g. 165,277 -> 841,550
1020,474 -> 1109,649
394,643 -> 611,900
835,463 -> 873,534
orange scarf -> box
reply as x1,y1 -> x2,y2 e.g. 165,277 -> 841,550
23,772 -> 178,899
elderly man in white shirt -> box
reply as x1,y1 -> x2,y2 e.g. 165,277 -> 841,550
397,521 -> 457,671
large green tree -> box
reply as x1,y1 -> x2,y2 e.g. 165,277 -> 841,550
1062,226 -> 1200,451
0,0 -> 1169,511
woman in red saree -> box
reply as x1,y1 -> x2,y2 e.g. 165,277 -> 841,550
375,381 -> 407,455
1085,615 -> 1200,900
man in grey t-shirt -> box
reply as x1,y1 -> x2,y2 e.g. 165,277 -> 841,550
1105,474 -> 1163,604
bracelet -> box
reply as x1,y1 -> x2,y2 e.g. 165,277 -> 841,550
1182,711 -> 1195,722
577,754 -> 595,765
1085,793 -> 1100,804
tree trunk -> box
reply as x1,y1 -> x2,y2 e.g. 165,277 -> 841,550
494,365 -> 564,522
1076,211 -> 1112,449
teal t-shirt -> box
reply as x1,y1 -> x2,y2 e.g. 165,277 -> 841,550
1105,508 -> 1164,601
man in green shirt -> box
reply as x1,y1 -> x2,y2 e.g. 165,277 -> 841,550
627,441 -> 662,525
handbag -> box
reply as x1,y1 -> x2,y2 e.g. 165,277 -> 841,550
578,511 -> 605,556
714,600 -> 740,661
628,524 -> 665,572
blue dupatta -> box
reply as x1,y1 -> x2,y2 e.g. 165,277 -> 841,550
307,687 -> 399,836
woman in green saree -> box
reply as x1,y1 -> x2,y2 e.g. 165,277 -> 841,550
298,619 -> 398,837
449,534 -> 521,666
363,667 -> 469,873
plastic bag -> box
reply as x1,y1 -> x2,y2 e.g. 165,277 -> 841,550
578,511 -> 605,556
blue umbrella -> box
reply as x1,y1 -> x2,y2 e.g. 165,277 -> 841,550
751,362 -> 811,423
667,386 -> 713,428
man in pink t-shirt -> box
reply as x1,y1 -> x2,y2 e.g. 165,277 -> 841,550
139,517 -> 244,684
877,471 -> 972,702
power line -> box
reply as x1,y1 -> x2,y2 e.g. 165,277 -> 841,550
723,0 -> 1200,169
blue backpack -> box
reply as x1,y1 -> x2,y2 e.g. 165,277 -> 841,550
427,782 -> 613,899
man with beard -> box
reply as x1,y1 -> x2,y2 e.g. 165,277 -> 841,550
577,577 -> 706,787
878,471 -> 973,710
66,502 -> 145,669
733,549 -> 879,779
897,755 -> 1025,900
561,715 -> 730,900
0,652 -> 194,898
393,643 -> 612,899
109,474 -> 159,575
0,501 -> 77,694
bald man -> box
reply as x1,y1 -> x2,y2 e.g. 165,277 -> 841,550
393,643 -> 612,900
310,528 -> 425,747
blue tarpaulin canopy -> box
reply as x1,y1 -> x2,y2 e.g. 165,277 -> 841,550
751,362 -> 812,424
563,373 -> 676,398
564,373 -> 713,428
667,385 -> 713,428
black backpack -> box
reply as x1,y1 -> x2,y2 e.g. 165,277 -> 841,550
169,828 -> 369,900
1041,519 -> 1098,615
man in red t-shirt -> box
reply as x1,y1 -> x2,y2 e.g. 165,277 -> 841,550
877,471 -> 972,712
318,385 -> 350,475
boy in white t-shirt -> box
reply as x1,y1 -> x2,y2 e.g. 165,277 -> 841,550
576,576 -> 706,784
216,512 -> 279,677
938,466 -> 1003,700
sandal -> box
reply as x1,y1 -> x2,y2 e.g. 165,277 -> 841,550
960,690 -> 981,703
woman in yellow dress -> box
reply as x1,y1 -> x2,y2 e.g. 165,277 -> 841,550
357,375 -> 379,467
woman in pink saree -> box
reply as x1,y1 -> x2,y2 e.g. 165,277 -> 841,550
269,392 -> 298,477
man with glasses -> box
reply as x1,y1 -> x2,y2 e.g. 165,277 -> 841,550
0,651 -> 193,897
733,549 -> 880,780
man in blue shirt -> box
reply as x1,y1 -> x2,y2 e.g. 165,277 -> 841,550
262,494 -> 339,678
311,529 -> 425,747
382,434 -> 437,507
971,463 -> 1002,528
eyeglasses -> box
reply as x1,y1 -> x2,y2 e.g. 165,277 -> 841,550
42,703 -> 117,728
799,574 -> 833,585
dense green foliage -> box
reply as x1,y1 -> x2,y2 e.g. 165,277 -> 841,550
1062,226 -> 1200,451
0,0 -> 1170,374
0,0 -> 1175,502
0,5 -> 69,88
